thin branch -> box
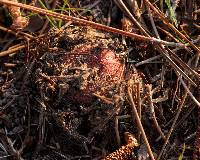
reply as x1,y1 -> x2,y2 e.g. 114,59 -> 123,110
0,0 -> 187,48
0,25 -> 34,39
157,91 -> 188,160
127,80 -> 155,160
146,84 -> 166,141
180,78 -> 200,108
0,0 -> 196,87
0,44 -> 25,57
144,0 -> 200,54
135,55 -> 162,67
113,0 -> 196,87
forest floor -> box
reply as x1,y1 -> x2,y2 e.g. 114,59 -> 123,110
0,0 -> 200,159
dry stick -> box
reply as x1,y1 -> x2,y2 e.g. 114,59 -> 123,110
105,0 -> 112,26
135,55 -> 162,67
144,0 -> 200,54
35,98 -> 47,145
180,78 -> 200,108
114,0 -> 149,36
157,91 -> 188,160
146,1 -> 198,86
0,45 -> 25,57
126,0 -> 140,18
0,25 -> 34,39
171,77 -> 180,108
0,0 -> 186,48
0,95 -> 18,111
136,82 -> 142,119
146,84 -> 166,141
157,26 -> 180,43
145,0 -> 198,84
0,0 -> 196,87
1,133 -> 23,159
158,60 -> 200,158
146,3 -> 160,39
0,25 -> 33,57
115,115 -> 121,146
127,80 -> 155,160
146,3 -> 166,89
4,63 -> 16,67
175,102 -> 195,129
115,115 -> 131,146
114,0 -> 196,87
167,48 -> 199,79
146,1 -> 166,89
158,49 -> 197,87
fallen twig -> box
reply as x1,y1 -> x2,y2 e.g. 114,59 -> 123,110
144,0 -> 200,54
157,90 -> 188,160
127,80 -> 155,160
146,84 -> 166,141
0,44 -> 25,57
0,0 -> 187,48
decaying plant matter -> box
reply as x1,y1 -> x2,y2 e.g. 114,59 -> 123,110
0,0 -> 200,159
6,0 -> 29,30
28,26 -> 145,159
103,132 -> 138,160
33,26 -> 124,104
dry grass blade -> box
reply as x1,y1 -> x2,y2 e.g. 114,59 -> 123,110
158,47 -> 197,86
157,91 -> 188,160
127,80 -> 155,160
114,0 -> 148,35
180,78 -> 200,107
0,0 -> 199,159
0,25 -> 34,39
0,0 -> 187,48
1,0 -> 196,88
144,0 -> 200,54
114,0 -> 197,87
193,85 -> 200,159
146,84 -> 166,141
167,49 -> 198,78
0,44 -> 25,57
